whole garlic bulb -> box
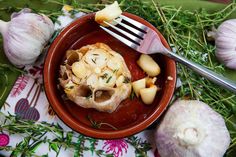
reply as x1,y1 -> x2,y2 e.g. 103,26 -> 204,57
211,19 -> 236,69
155,100 -> 230,157
0,8 -> 54,67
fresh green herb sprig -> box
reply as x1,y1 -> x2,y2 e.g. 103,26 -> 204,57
0,64 -> 24,103
126,136 -> 152,157
0,112 -> 114,157
0,112 -> 151,156
87,115 -> 118,130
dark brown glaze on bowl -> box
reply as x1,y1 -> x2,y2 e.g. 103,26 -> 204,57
43,12 -> 176,139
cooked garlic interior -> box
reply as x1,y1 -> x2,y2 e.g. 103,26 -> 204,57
59,43 -> 131,113
95,1 -> 122,26
140,85 -> 160,105
131,77 -> 160,105
132,78 -> 146,97
137,54 -> 161,77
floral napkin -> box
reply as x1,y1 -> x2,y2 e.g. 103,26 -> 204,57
0,6 -> 157,157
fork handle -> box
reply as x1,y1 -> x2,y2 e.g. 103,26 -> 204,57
164,48 -> 236,93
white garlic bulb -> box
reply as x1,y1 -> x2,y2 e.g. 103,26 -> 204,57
0,8 -> 54,67
155,100 -> 230,157
211,19 -> 236,69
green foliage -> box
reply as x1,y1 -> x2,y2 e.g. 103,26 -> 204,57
126,136 -> 152,157
0,64 -> 24,106
0,113 -> 116,156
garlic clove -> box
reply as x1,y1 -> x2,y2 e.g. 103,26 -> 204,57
146,77 -> 157,87
140,85 -> 159,105
131,78 -> 146,97
95,1 -> 122,26
137,54 -> 161,77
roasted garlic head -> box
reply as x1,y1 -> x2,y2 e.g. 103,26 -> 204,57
59,43 -> 131,113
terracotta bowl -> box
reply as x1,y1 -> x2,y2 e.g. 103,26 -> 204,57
43,12 -> 176,139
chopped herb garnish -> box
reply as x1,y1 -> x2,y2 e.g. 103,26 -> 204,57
123,77 -> 131,83
101,73 -> 108,79
84,60 -> 88,64
130,89 -> 136,100
67,86 -> 74,89
106,76 -> 112,83
91,58 -> 96,64
113,69 -> 118,73
92,53 -> 99,56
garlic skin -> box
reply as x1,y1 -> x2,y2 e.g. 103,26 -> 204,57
0,8 -> 54,67
155,100 -> 230,157
213,19 -> 236,69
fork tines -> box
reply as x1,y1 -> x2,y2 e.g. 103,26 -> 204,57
100,15 -> 149,49
119,15 -> 148,32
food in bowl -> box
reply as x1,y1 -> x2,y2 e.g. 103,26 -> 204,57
137,54 -> 161,77
44,12 -> 176,138
59,43 -> 132,113
95,1 -> 122,26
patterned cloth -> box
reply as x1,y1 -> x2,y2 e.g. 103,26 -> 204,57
0,6 -> 158,157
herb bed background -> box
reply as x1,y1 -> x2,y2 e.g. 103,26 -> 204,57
0,0 -> 236,156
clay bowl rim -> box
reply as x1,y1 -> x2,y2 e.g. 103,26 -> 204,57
43,12 -> 176,139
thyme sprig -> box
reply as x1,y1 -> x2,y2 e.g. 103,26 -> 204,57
0,112 -> 114,157
126,136 -> 152,157
87,115 -> 118,130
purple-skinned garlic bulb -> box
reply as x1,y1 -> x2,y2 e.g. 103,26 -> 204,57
208,19 -> 236,69
0,8 -> 54,67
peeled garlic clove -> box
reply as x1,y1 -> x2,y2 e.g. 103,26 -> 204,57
140,85 -> 159,105
95,1 -> 122,26
137,54 -> 161,77
98,69 -> 116,87
84,48 -> 108,68
107,57 -> 122,73
86,74 -> 98,88
131,78 -> 146,97
0,8 -> 54,67
72,61 -> 91,79
116,75 -> 125,87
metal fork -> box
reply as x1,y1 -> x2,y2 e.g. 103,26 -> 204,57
100,14 -> 236,93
